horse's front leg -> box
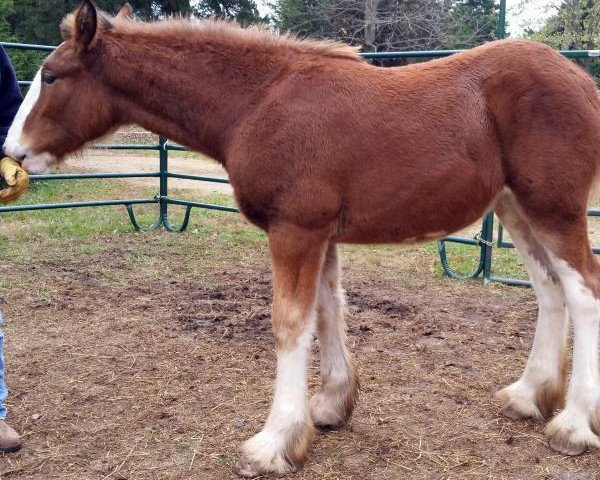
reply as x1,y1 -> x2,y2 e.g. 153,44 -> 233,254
235,225 -> 329,477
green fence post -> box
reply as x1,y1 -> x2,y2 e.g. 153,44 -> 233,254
159,136 -> 169,227
498,0 -> 507,40
159,140 -> 195,232
481,212 -> 495,283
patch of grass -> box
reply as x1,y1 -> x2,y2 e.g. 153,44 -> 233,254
170,190 -> 236,211
0,179 -> 238,235
0,178 -> 159,242
342,243 -> 436,286
0,177 -> 266,281
424,241 -> 527,281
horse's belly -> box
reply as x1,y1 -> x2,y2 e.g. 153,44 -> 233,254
333,184 -> 499,244
332,146 -> 504,244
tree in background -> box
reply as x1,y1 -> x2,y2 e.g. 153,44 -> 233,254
271,0 -> 499,52
195,0 -> 265,24
446,0 -> 498,48
527,0 -> 600,79
9,1 -> 195,46
4,1 -> 188,82
273,0 -> 448,51
9,0 -> 263,46
0,0 -> 45,84
273,0 -> 330,38
0,0 -> 12,40
528,0 -> 600,49
2,0 -> 503,80
1,0 -> 264,82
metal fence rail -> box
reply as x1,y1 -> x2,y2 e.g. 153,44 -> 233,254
3,2 -> 600,285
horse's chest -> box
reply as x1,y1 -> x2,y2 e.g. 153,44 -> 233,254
229,171 -> 343,233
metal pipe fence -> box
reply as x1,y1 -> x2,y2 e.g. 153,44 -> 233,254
2,0 -> 600,285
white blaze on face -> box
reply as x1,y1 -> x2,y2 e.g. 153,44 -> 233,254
4,69 -> 55,174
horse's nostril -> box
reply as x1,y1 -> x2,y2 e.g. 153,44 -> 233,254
15,154 -> 25,162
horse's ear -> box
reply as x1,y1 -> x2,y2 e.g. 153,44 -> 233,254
116,3 -> 134,19
75,0 -> 98,50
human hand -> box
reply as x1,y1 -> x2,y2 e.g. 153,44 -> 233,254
0,157 -> 29,204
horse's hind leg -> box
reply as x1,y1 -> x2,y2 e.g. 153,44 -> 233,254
235,225 -> 328,477
494,193 -> 568,420
497,190 -> 600,454
310,244 -> 359,428
543,232 -> 600,455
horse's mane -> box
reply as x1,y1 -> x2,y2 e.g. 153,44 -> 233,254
62,12 -> 362,62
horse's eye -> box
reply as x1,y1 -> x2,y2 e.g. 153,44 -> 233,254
42,72 -> 57,85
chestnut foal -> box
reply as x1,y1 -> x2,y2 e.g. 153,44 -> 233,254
7,1 -> 600,475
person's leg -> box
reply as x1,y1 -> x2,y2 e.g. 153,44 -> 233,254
0,312 -> 21,452
0,312 -> 8,420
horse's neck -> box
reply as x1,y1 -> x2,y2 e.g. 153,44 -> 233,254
103,35 -> 286,162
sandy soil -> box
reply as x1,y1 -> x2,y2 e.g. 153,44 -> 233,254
62,150 -> 233,196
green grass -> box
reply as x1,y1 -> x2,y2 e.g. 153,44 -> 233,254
1,177 -> 239,234
339,239 -> 526,286
0,178 -> 158,239
0,176 -> 268,272
424,241 -> 527,281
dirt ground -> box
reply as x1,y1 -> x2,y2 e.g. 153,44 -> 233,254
0,229 -> 599,480
62,150 -> 233,196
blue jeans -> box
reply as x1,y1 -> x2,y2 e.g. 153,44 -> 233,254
0,313 -> 8,420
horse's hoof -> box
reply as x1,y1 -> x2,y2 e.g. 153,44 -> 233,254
310,391 -> 347,429
548,430 -> 596,456
501,403 -> 535,420
496,384 -> 543,421
546,415 -> 600,456
234,425 -> 310,477
310,375 -> 359,429
234,455 -> 269,478
234,453 -> 295,478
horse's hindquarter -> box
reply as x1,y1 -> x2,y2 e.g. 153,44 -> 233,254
479,41 -> 600,223
332,40 -> 600,244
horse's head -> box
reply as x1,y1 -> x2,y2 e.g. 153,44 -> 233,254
4,1 -> 133,173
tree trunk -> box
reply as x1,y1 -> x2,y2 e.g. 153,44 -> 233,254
364,0 -> 381,51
